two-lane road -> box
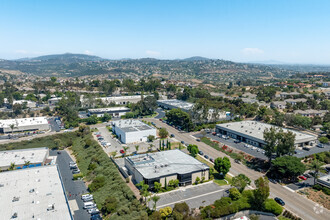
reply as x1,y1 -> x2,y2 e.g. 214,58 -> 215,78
145,118 -> 329,220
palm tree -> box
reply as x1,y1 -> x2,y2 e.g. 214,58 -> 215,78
123,146 -> 129,156
24,161 -> 31,166
135,145 -> 139,154
111,151 -> 117,158
310,159 -> 322,185
151,195 -> 160,211
9,124 -> 17,134
9,162 -> 16,171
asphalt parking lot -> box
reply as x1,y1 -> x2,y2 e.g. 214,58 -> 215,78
194,133 -> 268,160
50,150 -> 90,220
148,182 -> 230,210
195,133 -> 330,160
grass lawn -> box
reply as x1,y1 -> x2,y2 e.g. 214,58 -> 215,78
196,155 -> 232,186
200,137 -> 221,151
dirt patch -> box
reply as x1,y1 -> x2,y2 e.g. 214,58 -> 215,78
299,188 -> 330,210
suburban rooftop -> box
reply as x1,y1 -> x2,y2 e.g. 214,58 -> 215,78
88,107 -> 130,112
0,147 -> 49,168
0,117 -> 48,128
112,119 -> 155,133
216,120 -> 317,143
0,165 -> 72,220
126,149 -> 209,179
157,99 -> 194,110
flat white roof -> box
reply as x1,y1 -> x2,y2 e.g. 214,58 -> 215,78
88,107 -> 130,113
0,147 -> 49,168
126,149 -> 209,179
0,165 -> 72,220
99,95 -> 145,101
112,119 -> 155,133
216,120 -> 317,144
157,99 -> 194,111
0,117 -> 48,128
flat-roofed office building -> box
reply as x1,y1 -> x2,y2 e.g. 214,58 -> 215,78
88,107 -> 130,117
0,165 -> 73,220
0,117 -> 50,133
125,149 -> 209,188
216,120 -> 317,148
112,119 -> 156,144
0,147 -> 49,171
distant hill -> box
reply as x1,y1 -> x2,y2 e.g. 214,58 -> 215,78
0,53 -> 305,81
183,56 -> 210,61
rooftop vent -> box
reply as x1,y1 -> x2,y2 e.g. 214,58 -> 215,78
12,213 -> 18,218
29,189 -> 35,193
12,197 -> 20,202
47,204 -> 55,211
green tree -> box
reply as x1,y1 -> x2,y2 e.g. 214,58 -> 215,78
101,113 -> 112,122
136,181 -> 151,204
187,144 -> 199,157
276,130 -> 295,157
319,137 -> 329,144
229,187 -> 241,200
270,156 -> 305,180
86,115 -> 98,124
214,157 -> 231,176
231,174 -> 251,192
253,177 -> 270,209
148,135 -> 155,142
102,196 -> 118,215
159,128 -> 168,138
159,207 -> 172,218
151,195 -> 160,211
8,162 -> 16,170
154,182 -> 162,193
135,145 -> 139,153
264,127 -> 277,163
24,161 -> 31,166
309,159 -> 322,185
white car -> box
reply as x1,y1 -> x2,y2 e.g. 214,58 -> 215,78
82,194 -> 93,202
88,208 -> 99,214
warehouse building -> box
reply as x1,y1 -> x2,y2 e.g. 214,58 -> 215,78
157,99 -> 231,122
112,119 -> 156,144
0,147 -> 50,171
157,99 -> 194,112
0,165 -> 73,220
125,149 -> 209,188
317,174 -> 330,189
48,97 -> 62,105
216,121 -> 317,148
0,117 -> 50,133
88,107 -> 130,117
99,95 -> 148,105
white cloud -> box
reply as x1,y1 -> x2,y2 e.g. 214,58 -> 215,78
242,48 -> 264,55
146,50 -> 160,57
84,50 -> 93,55
15,50 -> 28,54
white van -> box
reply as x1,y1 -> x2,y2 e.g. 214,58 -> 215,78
81,194 -> 93,201
83,202 -> 96,209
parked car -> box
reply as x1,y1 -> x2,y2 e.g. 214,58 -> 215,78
269,178 -> 277,184
199,151 -> 204,155
234,139 -> 240,143
84,202 -> 96,209
196,138 -> 200,142
212,132 -> 216,135
88,208 -> 100,214
298,175 -> 307,180
274,197 -> 285,206
234,159 -> 240,164
120,149 -> 125,154
302,147 -> 310,151
96,135 -> 101,137
91,214 -> 102,220
204,155 -> 209,159
170,134 -> 175,138
82,194 -> 93,202
304,173 -> 312,178
210,158 -> 214,163
181,141 -> 185,144
72,169 -> 81,174
317,143 -> 324,148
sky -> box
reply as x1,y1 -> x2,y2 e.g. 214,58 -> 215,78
0,0 -> 330,64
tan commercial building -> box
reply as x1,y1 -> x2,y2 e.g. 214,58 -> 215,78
124,149 -> 209,188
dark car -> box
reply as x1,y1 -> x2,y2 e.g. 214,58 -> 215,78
234,139 -> 240,144
196,138 -> 200,142
170,134 -> 175,138
199,151 -> 204,155
181,141 -> 185,144
91,214 -> 102,220
204,155 -> 209,159
317,143 -> 324,148
274,197 -> 285,206
57,151 -> 62,154
210,158 -> 214,163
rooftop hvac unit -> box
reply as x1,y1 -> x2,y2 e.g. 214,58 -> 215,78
12,197 -> 20,202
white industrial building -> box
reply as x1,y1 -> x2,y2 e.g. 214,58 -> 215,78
216,121 -> 317,148
88,107 -> 130,117
157,99 -> 231,122
48,97 -> 62,105
0,165 -> 73,220
13,100 -> 37,108
112,119 -> 156,144
0,147 -> 50,171
125,149 -> 209,188
99,95 -> 147,105
0,117 -> 50,133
